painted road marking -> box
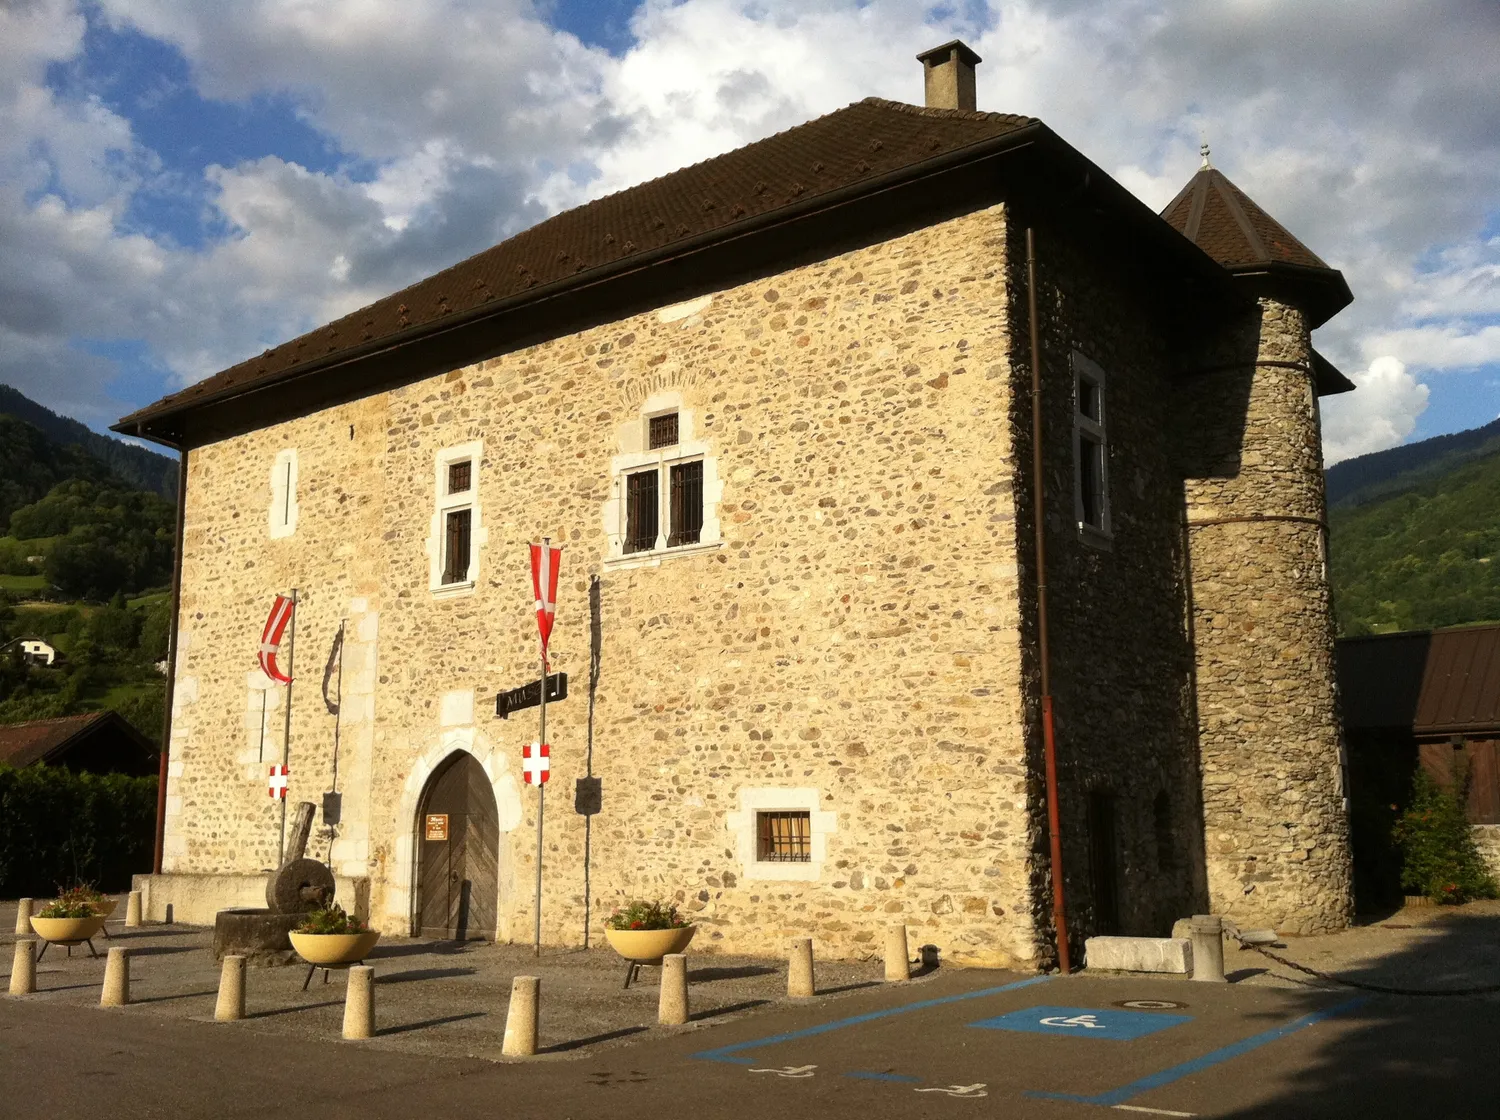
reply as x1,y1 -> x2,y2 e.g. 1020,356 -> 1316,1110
1112,1106 -> 1196,1117
914,1084 -> 989,1098
749,1065 -> 817,1078
971,1006 -> 1192,1041
1026,996 -> 1367,1109
844,1072 -> 922,1083
692,975 -> 1051,1065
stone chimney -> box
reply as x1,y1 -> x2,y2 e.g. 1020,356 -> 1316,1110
916,40 -> 981,112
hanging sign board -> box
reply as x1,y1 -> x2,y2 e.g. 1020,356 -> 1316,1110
495,672 -> 568,719
424,814 -> 449,841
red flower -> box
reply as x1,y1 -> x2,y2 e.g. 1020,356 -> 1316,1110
630,920 -> 643,929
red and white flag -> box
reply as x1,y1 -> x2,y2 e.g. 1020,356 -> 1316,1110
258,594 -> 295,684
268,764 -> 289,799
529,539 -> 562,667
522,742 -> 550,785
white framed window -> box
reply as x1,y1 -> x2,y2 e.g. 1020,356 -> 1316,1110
726,787 -> 838,882
268,449 -> 299,539
427,440 -> 486,595
603,392 -> 722,568
1072,351 -> 1110,543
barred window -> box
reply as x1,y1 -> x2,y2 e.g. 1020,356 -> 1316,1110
442,508 -> 472,584
757,811 -> 811,862
447,459 -> 472,495
624,469 -> 659,554
649,412 -> 679,450
668,460 -> 703,546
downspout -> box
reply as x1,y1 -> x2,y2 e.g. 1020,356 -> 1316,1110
1026,227 -> 1071,973
153,449 -> 188,874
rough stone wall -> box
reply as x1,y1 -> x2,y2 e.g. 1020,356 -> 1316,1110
1176,298 -> 1353,934
164,203 -> 1051,967
1004,221 -> 1205,959
1472,825 -> 1500,882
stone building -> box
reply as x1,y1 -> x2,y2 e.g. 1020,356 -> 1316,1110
117,42 -> 1356,967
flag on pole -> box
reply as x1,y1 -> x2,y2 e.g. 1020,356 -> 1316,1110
529,539 -> 562,667
258,594 -> 296,684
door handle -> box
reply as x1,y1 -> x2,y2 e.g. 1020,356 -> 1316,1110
450,870 -> 459,883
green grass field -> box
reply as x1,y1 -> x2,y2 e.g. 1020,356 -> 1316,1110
0,573 -> 46,593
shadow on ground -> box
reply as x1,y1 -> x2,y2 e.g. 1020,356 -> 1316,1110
1217,907 -> 1500,1116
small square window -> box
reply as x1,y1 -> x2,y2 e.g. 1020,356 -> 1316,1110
648,412 -> 679,450
757,811 -> 811,862
448,460 -> 472,495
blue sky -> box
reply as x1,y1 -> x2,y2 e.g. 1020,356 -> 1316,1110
3,1 -> 1498,463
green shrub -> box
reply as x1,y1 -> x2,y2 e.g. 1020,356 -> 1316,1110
1391,768 -> 1499,903
0,764 -> 156,896
605,899 -> 690,930
297,904 -> 366,935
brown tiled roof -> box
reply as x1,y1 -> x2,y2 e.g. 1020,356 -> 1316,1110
119,99 -> 1037,432
1414,624 -> 1500,735
0,712 -> 116,769
1160,166 -> 1329,271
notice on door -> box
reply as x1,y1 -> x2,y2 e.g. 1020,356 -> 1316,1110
424,813 -> 449,841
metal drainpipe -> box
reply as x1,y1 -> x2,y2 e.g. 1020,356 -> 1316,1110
1026,227 -> 1071,973
152,447 -> 188,874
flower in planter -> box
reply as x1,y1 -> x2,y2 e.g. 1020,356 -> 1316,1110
296,904 -> 368,935
605,900 -> 690,931
38,884 -> 107,919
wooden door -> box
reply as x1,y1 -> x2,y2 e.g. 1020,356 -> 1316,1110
416,753 -> 500,939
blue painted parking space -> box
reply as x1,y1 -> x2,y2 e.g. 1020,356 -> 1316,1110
689,973 -> 1370,1114
971,1005 -> 1193,1040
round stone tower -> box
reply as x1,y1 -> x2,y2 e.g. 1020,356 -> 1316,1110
1163,154 -> 1356,934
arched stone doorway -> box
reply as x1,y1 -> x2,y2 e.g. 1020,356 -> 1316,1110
415,751 -> 500,939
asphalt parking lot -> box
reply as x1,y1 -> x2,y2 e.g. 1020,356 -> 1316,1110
5,899 -> 1500,1117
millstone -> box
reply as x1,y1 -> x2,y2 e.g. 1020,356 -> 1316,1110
266,858 -> 336,914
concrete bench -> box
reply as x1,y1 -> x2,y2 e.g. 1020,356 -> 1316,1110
1084,935 -> 1193,974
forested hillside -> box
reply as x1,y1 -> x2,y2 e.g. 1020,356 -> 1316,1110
0,385 -> 176,499
0,387 -> 173,741
1329,429 -> 1500,636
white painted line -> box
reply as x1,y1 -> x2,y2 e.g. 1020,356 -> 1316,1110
1113,1106 -> 1195,1117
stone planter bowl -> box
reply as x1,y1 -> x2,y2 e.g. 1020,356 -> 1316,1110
31,914 -> 108,944
604,926 -> 696,964
90,897 -> 118,918
288,930 -> 381,966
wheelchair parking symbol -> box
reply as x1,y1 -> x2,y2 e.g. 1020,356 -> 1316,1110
971,1005 -> 1193,1041
1038,1013 -> 1106,1029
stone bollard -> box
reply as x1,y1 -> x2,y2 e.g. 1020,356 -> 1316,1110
884,924 -> 910,982
502,976 -> 540,1057
100,946 -> 131,1007
1190,915 -> 1226,983
125,891 -> 143,928
14,899 -> 32,937
215,955 -> 246,1022
342,965 -> 375,1040
659,953 -> 689,1026
788,937 -> 815,998
9,940 -> 36,996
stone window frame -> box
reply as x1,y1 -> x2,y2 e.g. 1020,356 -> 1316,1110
602,391 -> 723,570
725,787 -> 837,882
426,440 -> 486,597
268,449 -> 299,539
1071,350 -> 1112,548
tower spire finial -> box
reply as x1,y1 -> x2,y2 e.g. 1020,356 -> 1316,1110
1199,138 -> 1212,170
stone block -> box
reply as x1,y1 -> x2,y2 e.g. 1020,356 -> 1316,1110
1084,935 -> 1193,974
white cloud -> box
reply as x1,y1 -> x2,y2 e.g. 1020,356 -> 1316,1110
1321,357 -> 1431,465
0,0 -> 1497,457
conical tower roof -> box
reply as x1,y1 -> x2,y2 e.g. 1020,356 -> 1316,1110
1161,157 -> 1351,326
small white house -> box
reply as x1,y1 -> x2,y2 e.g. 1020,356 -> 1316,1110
11,638 -> 58,666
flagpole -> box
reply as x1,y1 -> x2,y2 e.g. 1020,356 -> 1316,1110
534,539 -> 549,958
278,588 -> 299,865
